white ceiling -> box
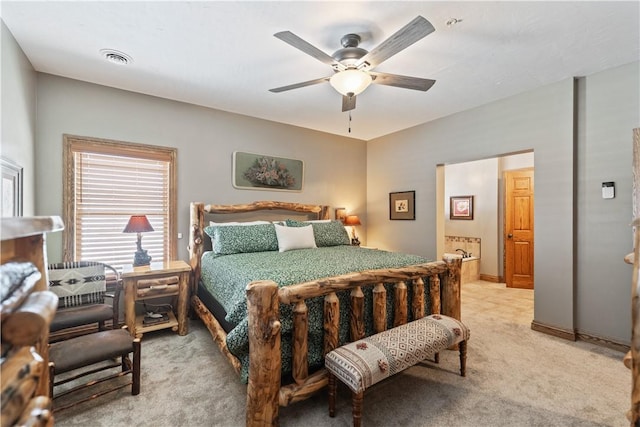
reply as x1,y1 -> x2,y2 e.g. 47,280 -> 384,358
2,1 -> 639,141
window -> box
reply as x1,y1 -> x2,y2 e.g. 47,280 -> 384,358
63,135 -> 177,269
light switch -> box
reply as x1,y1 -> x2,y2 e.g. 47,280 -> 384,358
602,182 -> 615,199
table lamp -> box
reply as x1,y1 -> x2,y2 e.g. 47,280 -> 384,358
343,215 -> 362,246
123,215 -> 154,266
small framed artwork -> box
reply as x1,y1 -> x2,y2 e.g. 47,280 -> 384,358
389,191 -> 415,220
335,207 -> 346,222
1,156 -> 23,217
450,195 -> 474,220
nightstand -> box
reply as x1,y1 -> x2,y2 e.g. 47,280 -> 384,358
121,260 -> 191,338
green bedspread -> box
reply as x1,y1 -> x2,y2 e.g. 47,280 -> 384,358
200,245 -> 429,383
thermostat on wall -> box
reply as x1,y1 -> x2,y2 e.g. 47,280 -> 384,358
602,182 -> 615,199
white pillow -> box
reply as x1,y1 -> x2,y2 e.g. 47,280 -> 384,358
274,224 -> 317,252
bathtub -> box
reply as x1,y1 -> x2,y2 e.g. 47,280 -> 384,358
443,253 -> 480,284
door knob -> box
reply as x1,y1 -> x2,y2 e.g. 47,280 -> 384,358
507,234 -> 513,238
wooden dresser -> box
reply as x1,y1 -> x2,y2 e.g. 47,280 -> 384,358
1,216 -> 63,426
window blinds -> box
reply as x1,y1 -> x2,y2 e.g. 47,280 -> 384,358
74,151 -> 170,269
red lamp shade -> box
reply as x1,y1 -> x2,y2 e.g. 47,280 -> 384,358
123,215 -> 154,233
123,215 -> 154,266
343,215 -> 361,226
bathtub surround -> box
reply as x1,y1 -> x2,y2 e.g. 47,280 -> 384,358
443,253 -> 480,285
444,236 -> 481,284
444,236 -> 481,259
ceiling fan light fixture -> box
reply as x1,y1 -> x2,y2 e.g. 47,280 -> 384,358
329,69 -> 372,96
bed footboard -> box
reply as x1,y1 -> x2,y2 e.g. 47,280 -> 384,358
246,258 -> 462,427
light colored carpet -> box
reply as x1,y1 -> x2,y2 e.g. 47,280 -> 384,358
54,281 -> 629,426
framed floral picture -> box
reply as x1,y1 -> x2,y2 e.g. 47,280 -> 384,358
450,195 -> 474,220
232,151 -> 303,192
389,191 -> 415,220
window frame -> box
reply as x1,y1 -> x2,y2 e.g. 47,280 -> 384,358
62,134 -> 177,264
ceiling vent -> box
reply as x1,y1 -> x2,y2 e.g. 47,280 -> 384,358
100,49 -> 133,65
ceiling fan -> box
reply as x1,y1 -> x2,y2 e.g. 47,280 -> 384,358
269,16 -> 436,112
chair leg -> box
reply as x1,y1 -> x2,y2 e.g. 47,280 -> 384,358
132,338 -> 141,395
352,390 -> 363,427
328,372 -> 336,417
459,340 -> 467,377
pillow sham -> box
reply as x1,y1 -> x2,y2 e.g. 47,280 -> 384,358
274,224 -> 317,252
285,219 -> 350,247
205,223 -> 278,255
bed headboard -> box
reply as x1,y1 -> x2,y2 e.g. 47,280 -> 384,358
188,201 -> 330,288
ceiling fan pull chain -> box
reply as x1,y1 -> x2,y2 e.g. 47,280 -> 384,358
348,111 -> 352,133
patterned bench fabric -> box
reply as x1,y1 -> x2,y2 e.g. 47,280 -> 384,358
48,262 -> 106,308
325,314 -> 470,394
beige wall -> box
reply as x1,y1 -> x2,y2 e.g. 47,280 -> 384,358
35,74 -> 367,262
1,20 -> 37,216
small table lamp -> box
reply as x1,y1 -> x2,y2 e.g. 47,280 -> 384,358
123,215 -> 154,266
343,215 -> 362,246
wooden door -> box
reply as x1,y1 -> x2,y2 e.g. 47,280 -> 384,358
504,169 -> 534,289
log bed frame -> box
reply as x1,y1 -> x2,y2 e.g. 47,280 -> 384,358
188,201 -> 462,427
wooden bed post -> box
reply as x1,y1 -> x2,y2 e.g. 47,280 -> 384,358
372,283 -> 387,333
323,292 -> 340,354
411,278 -> 425,320
188,202 -> 204,296
429,274 -> 441,315
246,280 -> 282,427
393,281 -> 408,327
442,256 -> 462,321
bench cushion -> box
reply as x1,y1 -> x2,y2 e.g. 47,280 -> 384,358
325,314 -> 470,393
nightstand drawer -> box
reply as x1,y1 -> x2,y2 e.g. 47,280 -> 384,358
136,276 -> 180,298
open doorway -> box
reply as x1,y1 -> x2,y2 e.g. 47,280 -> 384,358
436,151 -> 534,312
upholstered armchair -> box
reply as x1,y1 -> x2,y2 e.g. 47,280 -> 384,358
47,261 -> 120,338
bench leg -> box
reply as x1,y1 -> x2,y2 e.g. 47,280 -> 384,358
328,372 -> 336,417
459,340 -> 467,377
352,390 -> 363,427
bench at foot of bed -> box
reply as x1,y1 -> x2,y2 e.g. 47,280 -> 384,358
325,314 -> 470,427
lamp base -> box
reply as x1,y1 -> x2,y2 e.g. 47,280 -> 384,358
133,249 -> 152,267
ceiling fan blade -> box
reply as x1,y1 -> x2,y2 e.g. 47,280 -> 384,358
269,76 -> 331,93
369,72 -> 436,91
356,16 -> 435,70
274,31 -> 344,70
342,95 -> 356,112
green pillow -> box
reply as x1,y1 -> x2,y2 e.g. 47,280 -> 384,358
205,223 -> 278,255
285,219 -> 350,247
